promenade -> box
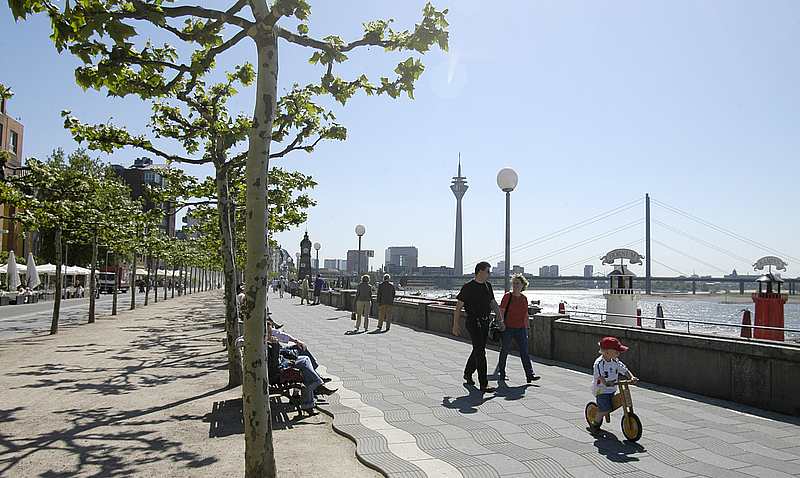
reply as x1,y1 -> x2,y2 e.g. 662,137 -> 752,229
272,296 -> 800,478
0,291 -> 377,478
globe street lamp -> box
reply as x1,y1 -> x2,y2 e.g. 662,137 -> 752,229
355,224 -> 366,277
313,242 -> 321,275
497,167 -> 518,292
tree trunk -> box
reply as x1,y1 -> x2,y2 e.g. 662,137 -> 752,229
88,231 -> 98,323
112,253 -> 118,316
216,167 -> 243,387
154,257 -> 159,303
50,227 -> 63,335
144,254 -> 151,306
171,266 -> 176,299
242,30 -> 278,478
163,263 -> 168,300
130,253 -> 137,310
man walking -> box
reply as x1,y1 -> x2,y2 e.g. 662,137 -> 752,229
300,275 -> 310,305
313,274 -> 324,305
452,262 -> 504,393
376,274 -> 397,332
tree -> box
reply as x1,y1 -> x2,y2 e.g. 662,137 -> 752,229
10,2 -> 449,475
63,74 -> 325,386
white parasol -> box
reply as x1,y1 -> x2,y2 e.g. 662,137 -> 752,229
26,252 -> 41,289
6,250 -> 21,291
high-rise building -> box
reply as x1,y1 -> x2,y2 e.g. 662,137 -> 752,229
385,246 -> 418,275
512,265 -> 525,274
539,265 -> 560,277
497,260 -> 505,272
347,249 -> 374,275
450,159 -> 468,276
111,157 -> 176,237
0,93 -> 26,255
584,265 -> 594,278
324,259 -> 338,270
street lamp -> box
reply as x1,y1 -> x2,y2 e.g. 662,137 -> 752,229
355,224 -> 366,277
497,167 -> 518,292
313,242 -> 321,275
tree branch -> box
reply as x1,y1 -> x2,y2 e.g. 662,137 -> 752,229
131,1 -> 254,30
275,26 -> 388,52
269,132 -> 325,159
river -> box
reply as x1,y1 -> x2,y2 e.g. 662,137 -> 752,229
412,288 -> 800,342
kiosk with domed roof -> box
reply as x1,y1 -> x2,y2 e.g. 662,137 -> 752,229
601,248 -> 645,326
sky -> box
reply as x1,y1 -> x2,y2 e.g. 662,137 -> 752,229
2,0 -> 799,277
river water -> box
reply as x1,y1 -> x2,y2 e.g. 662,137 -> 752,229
414,288 -> 800,342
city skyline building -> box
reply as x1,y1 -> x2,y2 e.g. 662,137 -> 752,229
386,246 -> 419,275
111,157 -> 176,237
0,93 -> 26,255
450,159 -> 468,276
347,249 -> 374,275
584,265 -> 594,278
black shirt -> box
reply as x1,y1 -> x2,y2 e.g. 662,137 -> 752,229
456,280 -> 494,320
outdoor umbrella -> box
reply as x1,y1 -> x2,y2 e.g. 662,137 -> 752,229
26,252 -> 41,289
6,251 -> 21,291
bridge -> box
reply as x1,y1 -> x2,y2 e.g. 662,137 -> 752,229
374,194 -> 799,296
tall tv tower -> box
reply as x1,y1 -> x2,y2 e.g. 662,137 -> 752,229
451,156 -> 468,276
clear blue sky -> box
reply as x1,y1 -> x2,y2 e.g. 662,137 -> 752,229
2,1 -> 799,277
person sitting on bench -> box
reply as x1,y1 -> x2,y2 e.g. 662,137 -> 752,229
266,320 -> 336,413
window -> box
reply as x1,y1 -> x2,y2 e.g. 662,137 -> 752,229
9,130 -> 18,155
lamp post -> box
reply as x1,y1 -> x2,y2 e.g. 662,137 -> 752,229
355,224 -> 366,277
497,167 -> 518,292
313,242 -> 321,275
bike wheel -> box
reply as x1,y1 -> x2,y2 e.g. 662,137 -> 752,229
584,402 -> 599,427
621,412 -> 642,441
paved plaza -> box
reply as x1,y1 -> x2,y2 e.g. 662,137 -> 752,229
271,295 -> 800,478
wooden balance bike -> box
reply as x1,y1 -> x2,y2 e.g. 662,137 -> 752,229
584,378 -> 642,441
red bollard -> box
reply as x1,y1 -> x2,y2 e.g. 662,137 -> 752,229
558,302 -> 565,315
636,308 -> 642,327
741,310 -> 752,338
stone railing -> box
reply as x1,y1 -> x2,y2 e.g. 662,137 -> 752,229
319,290 -> 800,416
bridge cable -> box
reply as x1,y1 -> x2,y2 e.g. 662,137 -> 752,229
652,239 -> 730,275
651,199 -> 800,264
653,219 -> 753,265
468,197 -> 643,265
650,258 -> 688,277
560,238 -> 644,272
517,219 -> 643,268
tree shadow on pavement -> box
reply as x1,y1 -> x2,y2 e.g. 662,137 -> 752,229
0,388 -> 226,477
205,397 -> 326,438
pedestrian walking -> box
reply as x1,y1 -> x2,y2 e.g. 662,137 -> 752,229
300,276 -> 310,305
313,274 -> 324,305
376,274 -> 396,332
452,262 -> 504,394
351,274 -> 373,333
278,276 -> 285,299
655,303 -> 665,329
495,274 -> 540,383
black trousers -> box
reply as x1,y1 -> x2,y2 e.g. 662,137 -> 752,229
464,318 -> 490,388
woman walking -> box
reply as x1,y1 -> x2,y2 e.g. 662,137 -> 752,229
352,274 -> 373,333
495,274 -> 540,383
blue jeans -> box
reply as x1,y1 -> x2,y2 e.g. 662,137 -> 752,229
496,327 -> 534,378
294,356 -> 323,409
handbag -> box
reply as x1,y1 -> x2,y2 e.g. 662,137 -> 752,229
488,289 -> 510,343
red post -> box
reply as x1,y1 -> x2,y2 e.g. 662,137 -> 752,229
752,292 -> 786,341
636,308 -> 642,327
558,302 -> 565,315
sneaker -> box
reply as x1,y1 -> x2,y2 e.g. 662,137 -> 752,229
480,386 -> 497,394
527,375 -> 541,383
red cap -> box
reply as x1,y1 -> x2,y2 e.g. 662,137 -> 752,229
599,336 -> 628,352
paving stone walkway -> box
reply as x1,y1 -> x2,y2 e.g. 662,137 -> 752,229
270,295 -> 800,478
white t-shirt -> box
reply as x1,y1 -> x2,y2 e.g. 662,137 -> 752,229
236,292 -> 245,308
592,356 -> 630,395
